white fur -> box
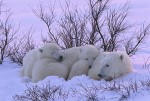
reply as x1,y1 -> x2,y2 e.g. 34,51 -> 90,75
88,51 -> 133,81
67,60 -> 89,80
20,49 -> 38,77
60,47 -> 81,71
20,43 -> 61,78
79,45 -> 99,67
60,45 -> 99,71
32,58 -> 68,82
59,45 -> 99,80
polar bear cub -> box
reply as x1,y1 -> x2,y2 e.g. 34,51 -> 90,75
78,45 -> 99,68
59,45 -> 99,71
88,51 -> 133,81
20,43 -> 61,78
58,47 -> 81,71
67,60 -> 89,80
67,45 -> 99,80
32,58 -> 68,82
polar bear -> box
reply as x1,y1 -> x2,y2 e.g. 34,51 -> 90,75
78,45 -> 99,68
67,60 -> 89,80
59,47 -> 81,71
58,45 -> 99,80
59,45 -> 99,72
88,51 -> 133,81
32,58 -> 68,82
20,49 -> 39,77
20,43 -> 62,78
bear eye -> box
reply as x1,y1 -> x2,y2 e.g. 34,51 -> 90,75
106,64 -> 109,67
93,57 -> 96,60
86,58 -> 88,60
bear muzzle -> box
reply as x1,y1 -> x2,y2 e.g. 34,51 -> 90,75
98,74 -> 102,78
58,55 -> 63,62
89,65 -> 92,69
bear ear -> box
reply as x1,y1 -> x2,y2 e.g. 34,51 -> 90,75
120,54 -> 124,61
39,49 -> 43,53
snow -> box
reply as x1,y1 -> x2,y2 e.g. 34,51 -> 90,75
0,58 -> 150,101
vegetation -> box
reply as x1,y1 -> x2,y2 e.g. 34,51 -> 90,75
0,0 -> 150,65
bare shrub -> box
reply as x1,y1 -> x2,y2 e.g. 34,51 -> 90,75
124,24 -> 150,56
0,1 -> 18,64
32,3 -> 59,45
142,57 -> 150,70
13,83 -> 69,101
96,79 -> 140,100
57,4 -> 89,48
8,28 -> 35,66
78,83 -> 99,101
140,77 -> 150,88
13,78 -> 150,101
117,80 -> 139,101
102,80 -> 122,92
71,82 -> 102,101
33,0 -> 150,56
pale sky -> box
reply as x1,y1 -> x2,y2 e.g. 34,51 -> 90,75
0,0 -> 150,76
2,0 -> 150,43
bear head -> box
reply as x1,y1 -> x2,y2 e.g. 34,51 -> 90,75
37,43 -> 62,61
79,45 -> 99,69
97,52 -> 128,81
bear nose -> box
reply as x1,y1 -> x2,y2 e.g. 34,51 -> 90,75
59,55 -> 63,61
89,65 -> 92,69
98,74 -> 102,78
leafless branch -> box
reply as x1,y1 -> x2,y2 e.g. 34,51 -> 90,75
32,3 -> 59,45
8,28 -> 35,66
33,0 -> 150,56
125,24 -> 150,56
0,4 -> 18,63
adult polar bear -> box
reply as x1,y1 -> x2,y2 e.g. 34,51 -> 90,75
32,56 -> 68,83
88,51 -> 133,81
20,43 -> 62,78
59,45 -> 99,80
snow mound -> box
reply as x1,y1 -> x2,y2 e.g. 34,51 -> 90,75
1,59 -> 150,101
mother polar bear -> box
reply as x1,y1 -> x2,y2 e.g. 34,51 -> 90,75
88,51 -> 133,81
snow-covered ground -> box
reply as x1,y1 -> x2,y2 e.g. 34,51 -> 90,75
0,57 -> 150,101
